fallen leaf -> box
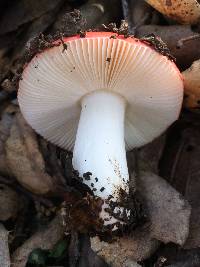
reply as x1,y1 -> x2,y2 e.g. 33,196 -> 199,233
5,112 -> 55,195
91,229 -> 160,265
182,59 -> 200,109
138,171 -> 191,245
145,0 -> 200,24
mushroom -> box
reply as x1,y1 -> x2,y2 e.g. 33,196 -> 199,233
145,0 -> 200,25
18,32 -> 183,229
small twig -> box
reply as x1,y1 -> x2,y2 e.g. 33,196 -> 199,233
176,34 -> 200,48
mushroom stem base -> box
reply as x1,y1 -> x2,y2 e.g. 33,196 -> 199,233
72,90 -> 129,227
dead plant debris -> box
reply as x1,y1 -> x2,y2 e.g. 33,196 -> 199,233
0,1 -> 200,267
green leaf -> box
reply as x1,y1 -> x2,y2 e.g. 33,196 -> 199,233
28,248 -> 48,266
49,239 -> 68,259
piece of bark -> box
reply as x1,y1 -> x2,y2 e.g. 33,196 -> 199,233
0,183 -> 21,221
91,229 -> 160,265
138,172 -> 191,245
11,214 -> 65,267
136,25 -> 200,70
5,112 -> 56,195
0,224 -> 10,267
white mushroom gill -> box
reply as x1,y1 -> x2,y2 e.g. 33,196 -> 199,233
73,90 -> 129,226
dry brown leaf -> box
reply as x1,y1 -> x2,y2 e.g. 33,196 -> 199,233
5,112 -> 55,195
91,229 -> 160,265
182,59 -> 200,109
145,0 -> 200,24
138,172 -> 191,245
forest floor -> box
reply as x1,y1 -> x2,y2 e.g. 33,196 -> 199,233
1,1 -> 200,267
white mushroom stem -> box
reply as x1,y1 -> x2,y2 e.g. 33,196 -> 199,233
72,90 -> 129,226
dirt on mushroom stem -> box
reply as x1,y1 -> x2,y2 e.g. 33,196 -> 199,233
61,173 -> 147,238
42,148 -> 146,236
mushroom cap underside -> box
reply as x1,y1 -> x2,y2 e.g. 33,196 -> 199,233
18,32 -> 183,151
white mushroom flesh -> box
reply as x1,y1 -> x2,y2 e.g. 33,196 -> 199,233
73,90 -> 129,226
